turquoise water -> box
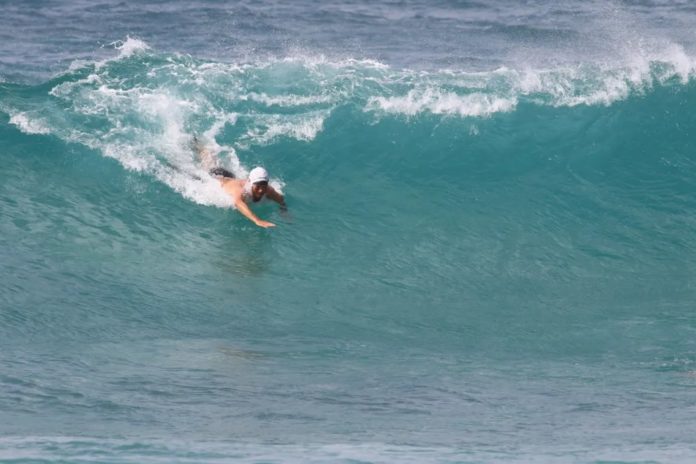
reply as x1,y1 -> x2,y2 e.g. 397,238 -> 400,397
2,2 -> 696,462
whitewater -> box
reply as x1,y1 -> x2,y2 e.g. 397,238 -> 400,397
1,1 -> 696,463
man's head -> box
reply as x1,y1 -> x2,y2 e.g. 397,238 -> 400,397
248,166 -> 269,202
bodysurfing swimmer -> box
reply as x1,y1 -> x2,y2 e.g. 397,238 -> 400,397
196,140 -> 287,228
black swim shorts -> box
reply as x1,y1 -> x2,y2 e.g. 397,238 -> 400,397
209,167 -> 235,178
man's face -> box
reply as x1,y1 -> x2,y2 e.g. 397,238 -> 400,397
251,182 -> 268,202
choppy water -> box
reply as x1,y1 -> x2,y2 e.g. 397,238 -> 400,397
2,1 -> 696,463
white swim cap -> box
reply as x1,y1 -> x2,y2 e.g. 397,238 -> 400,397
248,166 -> 269,184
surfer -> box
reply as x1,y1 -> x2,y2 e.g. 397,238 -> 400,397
195,140 -> 286,228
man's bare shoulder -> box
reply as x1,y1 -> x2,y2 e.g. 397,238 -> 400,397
220,178 -> 246,196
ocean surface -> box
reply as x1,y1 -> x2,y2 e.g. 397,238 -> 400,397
2,1 -> 696,462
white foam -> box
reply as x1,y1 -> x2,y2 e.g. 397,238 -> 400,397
157,164 -> 231,208
243,112 -> 328,145
274,53 -> 390,71
8,112 -> 51,135
49,74 -> 242,207
246,92 -> 335,107
49,73 -> 103,101
367,88 -> 517,117
655,43 -> 696,84
358,39 -> 696,115
113,37 -> 150,59
520,41 -> 696,107
505,67 -> 634,107
92,135 -> 233,208
266,114 -> 326,141
67,59 -> 92,72
554,74 -> 633,107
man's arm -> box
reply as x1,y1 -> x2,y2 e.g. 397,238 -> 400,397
233,198 -> 276,228
265,186 -> 287,211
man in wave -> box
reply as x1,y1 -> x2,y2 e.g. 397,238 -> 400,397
209,166 -> 286,228
196,140 -> 286,228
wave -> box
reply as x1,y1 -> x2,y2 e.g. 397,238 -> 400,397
2,37 -> 696,207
